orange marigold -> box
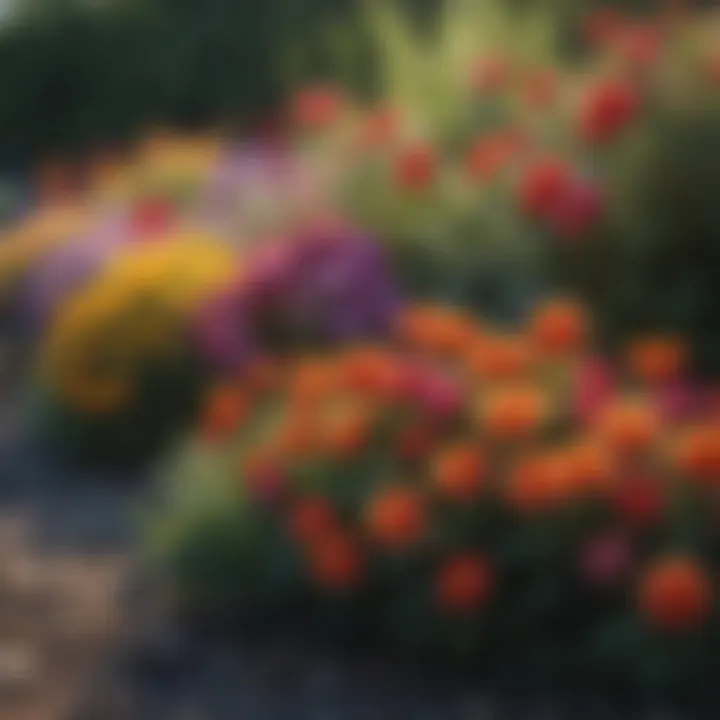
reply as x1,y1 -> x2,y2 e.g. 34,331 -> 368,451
674,425 -> 720,486
529,299 -> 589,356
433,443 -> 486,502
322,404 -> 373,459
435,554 -> 494,615
597,398 -> 660,453
468,333 -> 531,381
365,486 -> 427,551
626,335 -> 687,384
202,386 -> 249,442
307,532 -> 365,592
289,497 -> 338,545
638,557 -> 713,633
506,453 -> 573,515
482,385 -> 548,441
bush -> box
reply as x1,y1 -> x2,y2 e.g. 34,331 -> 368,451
151,299 -> 720,700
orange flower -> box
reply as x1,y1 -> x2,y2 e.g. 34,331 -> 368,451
322,404 -> 373,459
274,411 -> 319,459
245,356 -> 281,394
638,557 -> 713,633
626,335 -> 687,384
597,398 -> 660,453
612,475 -> 665,527
465,130 -> 524,183
307,531 -> 364,592
341,347 -> 399,397
468,333 -> 531,381
435,554 -> 494,615
289,497 -> 338,545
433,443 -> 486,502
397,305 -> 479,357
506,453 -> 573,515
674,425 -> 720,485
482,385 -> 548,441
290,360 -> 338,407
396,423 -> 439,463
365,486 -> 427,551
567,440 -> 617,495
395,144 -> 437,193
202,386 -> 249,442
529,299 -> 589,356
359,106 -> 400,149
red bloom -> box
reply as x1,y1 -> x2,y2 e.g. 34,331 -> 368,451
613,476 -> 665,528
518,157 -> 572,219
293,85 -> 342,130
435,554 -> 494,615
549,178 -> 605,239
131,198 -> 174,239
466,130 -> 525,183
395,144 -> 437,192
522,69 -> 559,109
584,8 -> 626,48
616,23 -> 663,71
360,106 -> 400,149
471,54 -> 512,93
580,79 -> 639,144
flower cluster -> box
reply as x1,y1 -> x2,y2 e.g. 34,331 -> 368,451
193,223 -> 398,373
160,298 -> 720,692
42,233 -> 235,416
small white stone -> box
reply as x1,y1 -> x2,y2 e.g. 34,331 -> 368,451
0,641 -> 38,689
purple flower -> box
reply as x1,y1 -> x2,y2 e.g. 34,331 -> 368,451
17,212 -> 126,339
243,227 -> 398,346
193,226 -> 399,372
192,281 -> 254,376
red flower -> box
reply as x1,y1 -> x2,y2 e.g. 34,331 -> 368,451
638,557 -> 713,633
435,554 -> 494,615
396,423 -> 439,463
293,85 -> 342,130
308,532 -> 365,592
579,79 -> 639,144
518,158 -> 572,219
612,476 -> 665,528
616,23 -> 662,71
471,54 -> 512,93
395,144 -> 437,192
584,8 -> 626,48
549,177 -> 605,239
360,106 -> 400,149
465,130 -> 525,183
522,69 -> 559,109
131,198 -> 174,240
530,299 -> 589,356
366,486 -> 427,551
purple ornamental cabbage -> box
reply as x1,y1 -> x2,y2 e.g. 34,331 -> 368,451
193,226 -> 399,373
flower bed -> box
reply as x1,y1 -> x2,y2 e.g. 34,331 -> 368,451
152,299 -> 720,700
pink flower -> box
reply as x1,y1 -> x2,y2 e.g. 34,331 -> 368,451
574,358 -> 616,424
579,532 -> 632,588
550,178 -> 605,240
412,367 -> 463,419
245,460 -> 287,505
654,381 -> 701,423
